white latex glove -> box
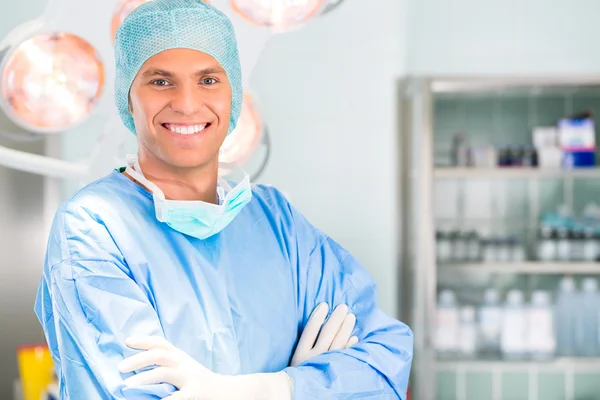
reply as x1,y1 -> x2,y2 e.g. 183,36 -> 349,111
118,336 -> 293,400
290,303 -> 358,367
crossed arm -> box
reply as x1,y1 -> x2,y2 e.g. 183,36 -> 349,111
36,192 -> 413,399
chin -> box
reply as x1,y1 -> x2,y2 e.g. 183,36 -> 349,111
164,152 -> 217,169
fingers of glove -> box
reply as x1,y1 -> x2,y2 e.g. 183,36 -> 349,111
345,336 -> 359,348
329,313 -> 356,351
125,336 -> 175,351
314,304 -> 349,353
118,348 -> 177,373
123,366 -> 183,389
295,302 -> 329,353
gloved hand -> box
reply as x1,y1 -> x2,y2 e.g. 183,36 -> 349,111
290,303 -> 358,367
118,336 -> 293,400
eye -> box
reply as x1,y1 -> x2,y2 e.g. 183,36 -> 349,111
151,79 -> 170,87
201,77 -> 218,85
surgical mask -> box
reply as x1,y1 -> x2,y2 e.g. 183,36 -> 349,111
124,154 -> 252,239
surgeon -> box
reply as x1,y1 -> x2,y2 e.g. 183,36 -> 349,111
34,0 -> 413,398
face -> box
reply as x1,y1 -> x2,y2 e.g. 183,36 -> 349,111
129,48 -> 232,170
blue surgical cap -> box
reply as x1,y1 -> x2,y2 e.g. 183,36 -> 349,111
114,0 -> 243,135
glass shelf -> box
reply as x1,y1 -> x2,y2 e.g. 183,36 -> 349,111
437,358 -> 600,372
434,167 -> 600,180
438,262 -> 600,275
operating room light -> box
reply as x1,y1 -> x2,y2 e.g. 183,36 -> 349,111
111,0 -> 210,41
220,93 -> 262,165
0,33 -> 105,132
230,0 -> 326,30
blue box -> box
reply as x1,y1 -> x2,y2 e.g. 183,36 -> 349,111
563,151 -> 596,168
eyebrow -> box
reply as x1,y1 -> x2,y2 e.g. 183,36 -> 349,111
141,66 -> 226,78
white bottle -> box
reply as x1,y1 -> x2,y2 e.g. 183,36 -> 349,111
478,288 -> 503,357
536,225 -> 556,261
527,290 -> 556,360
458,306 -> 478,359
555,277 -> 577,357
436,231 -> 453,264
483,238 -> 497,262
435,290 -> 460,358
556,227 -> 571,262
452,232 -> 468,262
575,278 -> 600,357
501,290 -> 527,360
582,227 -> 599,262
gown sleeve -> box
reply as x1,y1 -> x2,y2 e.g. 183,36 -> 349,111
279,193 -> 414,399
35,202 -> 176,399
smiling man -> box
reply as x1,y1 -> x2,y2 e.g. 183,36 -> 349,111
34,0 -> 413,399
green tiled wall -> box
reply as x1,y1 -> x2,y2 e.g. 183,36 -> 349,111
436,370 -> 600,400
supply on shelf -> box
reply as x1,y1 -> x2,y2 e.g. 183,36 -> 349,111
435,277 -> 600,361
447,110 -> 596,170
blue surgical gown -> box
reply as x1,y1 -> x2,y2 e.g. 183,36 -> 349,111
34,169 -> 413,399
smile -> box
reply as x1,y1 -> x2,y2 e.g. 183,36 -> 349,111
162,123 -> 210,135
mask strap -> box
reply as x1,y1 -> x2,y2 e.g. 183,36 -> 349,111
124,155 -> 167,201
217,162 -> 250,193
124,156 -> 249,201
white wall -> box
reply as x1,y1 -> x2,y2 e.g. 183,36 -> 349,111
407,0 -> 600,75
0,0 -> 45,38
251,0 -> 407,317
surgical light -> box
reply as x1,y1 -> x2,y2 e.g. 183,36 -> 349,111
0,33 -> 105,133
111,0 -> 210,41
230,0 -> 326,31
220,93 -> 263,165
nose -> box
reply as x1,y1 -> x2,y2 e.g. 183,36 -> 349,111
170,84 -> 204,115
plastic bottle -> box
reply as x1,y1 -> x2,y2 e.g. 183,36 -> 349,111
522,145 -> 538,167
501,290 -> 527,360
497,147 -> 511,167
509,146 -> 523,167
478,288 -> 503,358
509,237 -> 526,262
570,225 -> 584,261
536,225 -> 556,262
452,231 -> 468,262
496,237 -> 510,262
466,231 -> 481,262
436,231 -> 452,264
575,278 -> 600,357
555,277 -> 577,357
582,204 -> 600,257
582,226 -> 599,262
435,290 -> 460,358
483,238 -> 497,262
458,306 -> 478,359
556,227 -> 571,261
452,133 -> 471,167
527,290 -> 556,360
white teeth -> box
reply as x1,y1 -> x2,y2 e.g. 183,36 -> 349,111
168,124 -> 207,135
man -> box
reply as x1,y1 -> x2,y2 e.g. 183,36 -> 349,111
35,0 -> 414,398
